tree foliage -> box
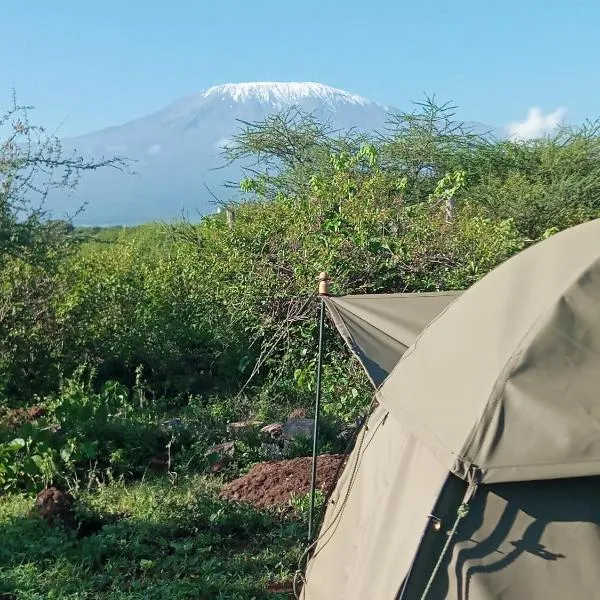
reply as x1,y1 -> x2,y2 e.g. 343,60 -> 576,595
0,95 -> 127,399
3,95 -> 600,423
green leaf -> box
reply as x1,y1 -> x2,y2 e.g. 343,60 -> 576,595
6,438 -> 26,452
22,458 -> 41,475
81,441 -> 97,459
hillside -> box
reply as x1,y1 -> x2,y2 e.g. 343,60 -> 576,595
48,82 -> 498,226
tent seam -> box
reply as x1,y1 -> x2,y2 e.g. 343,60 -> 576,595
461,255 -> 600,473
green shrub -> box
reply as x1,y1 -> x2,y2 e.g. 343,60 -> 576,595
0,371 -> 193,492
5,98 -> 600,426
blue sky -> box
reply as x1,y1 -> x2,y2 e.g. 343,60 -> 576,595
1,0 -> 597,137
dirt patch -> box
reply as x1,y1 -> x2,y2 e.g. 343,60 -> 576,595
33,486 -> 75,525
32,486 -> 126,538
266,580 -> 294,595
0,406 -> 47,429
220,454 -> 346,508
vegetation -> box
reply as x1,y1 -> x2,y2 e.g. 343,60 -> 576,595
2,95 -> 600,597
0,477 -> 307,599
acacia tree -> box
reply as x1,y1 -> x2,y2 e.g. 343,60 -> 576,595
221,99 -> 492,219
0,94 -> 128,400
170,101 -> 525,420
221,106 -> 374,203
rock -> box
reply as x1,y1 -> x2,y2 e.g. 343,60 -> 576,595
260,423 -> 284,439
207,456 -> 231,473
261,442 -> 284,460
205,441 -> 235,457
282,418 -> 315,441
226,420 -> 263,436
205,441 -> 235,474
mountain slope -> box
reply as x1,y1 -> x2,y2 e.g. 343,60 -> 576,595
49,83 -> 497,226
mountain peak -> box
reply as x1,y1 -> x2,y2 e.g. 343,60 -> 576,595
201,81 -> 372,107
56,81 -> 497,226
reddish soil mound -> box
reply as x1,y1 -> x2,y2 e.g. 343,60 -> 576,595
33,486 -> 75,525
0,406 -> 47,429
32,486 -> 126,538
220,454 -> 346,508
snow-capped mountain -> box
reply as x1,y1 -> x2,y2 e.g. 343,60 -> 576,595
202,81 -> 373,108
49,83 -> 495,226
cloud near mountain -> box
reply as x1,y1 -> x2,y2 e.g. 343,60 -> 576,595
507,107 -> 567,141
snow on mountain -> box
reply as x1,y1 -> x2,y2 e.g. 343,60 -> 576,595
201,82 -> 373,108
47,82 -> 495,226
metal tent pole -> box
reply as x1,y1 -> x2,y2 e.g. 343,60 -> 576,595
308,271 -> 330,542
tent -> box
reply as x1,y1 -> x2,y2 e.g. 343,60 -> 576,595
300,218 -> 600,600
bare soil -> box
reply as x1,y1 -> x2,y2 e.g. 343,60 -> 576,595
32,486 -> 126,538
0,406 -> 47,429
220,454 -> 346,508
33,486 -> 75,524
266,581 -> 294,595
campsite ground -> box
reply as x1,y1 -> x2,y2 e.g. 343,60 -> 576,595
0,474 -> 308,599
0,370 -> 347,599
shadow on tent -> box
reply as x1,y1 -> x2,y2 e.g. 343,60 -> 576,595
403,474 -> 600,600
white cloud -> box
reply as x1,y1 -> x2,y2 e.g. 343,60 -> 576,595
507,107 -> 567,141
147,144 -> 161,155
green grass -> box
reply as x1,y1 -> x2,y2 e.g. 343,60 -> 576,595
0,475 -> 306,599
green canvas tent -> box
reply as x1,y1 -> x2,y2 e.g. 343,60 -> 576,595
300,217 -> 600,599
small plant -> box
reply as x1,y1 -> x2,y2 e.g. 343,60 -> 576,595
289,489 -> 325,520
0,436 -> 56,492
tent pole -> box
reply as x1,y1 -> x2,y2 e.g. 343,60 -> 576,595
308,271 -> 330,542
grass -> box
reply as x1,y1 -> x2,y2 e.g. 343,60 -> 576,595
0,474 -> 306,599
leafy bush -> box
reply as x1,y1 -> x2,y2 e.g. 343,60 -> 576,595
166,164 -> 525,421
0,435 -> 57,492
4,96 -> 600,429
0,97 -> 125,401
0,371 -> 193,492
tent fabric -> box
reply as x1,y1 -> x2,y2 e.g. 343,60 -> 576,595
376,218 -> 600,483
301,217 -> 600,599
300,403 -> 449,600
323,292 -> 461,388
404,475 -> 600,599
